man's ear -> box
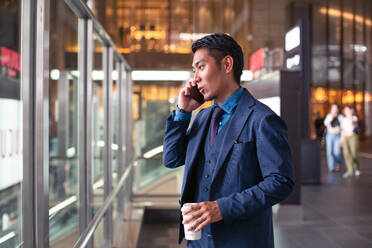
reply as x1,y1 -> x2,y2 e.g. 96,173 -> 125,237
222,55 -> 234,74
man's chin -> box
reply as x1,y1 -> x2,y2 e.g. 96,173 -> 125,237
203,94 -> 214,102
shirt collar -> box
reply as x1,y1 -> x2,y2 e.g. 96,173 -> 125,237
214,87 -> 244,114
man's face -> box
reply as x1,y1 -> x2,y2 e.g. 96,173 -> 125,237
192,48 -> 225,102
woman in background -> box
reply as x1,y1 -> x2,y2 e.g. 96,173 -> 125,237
341,105 -> 361,178
324,104 -> 343,172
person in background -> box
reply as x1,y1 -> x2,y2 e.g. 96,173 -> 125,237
314,111 -> 325,144
340,105 -> 361,178
324,104 -> 343,172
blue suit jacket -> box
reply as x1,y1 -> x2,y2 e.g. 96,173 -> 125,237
163,89 -> 294,247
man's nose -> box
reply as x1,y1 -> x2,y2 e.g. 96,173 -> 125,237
193,72 -> 200,83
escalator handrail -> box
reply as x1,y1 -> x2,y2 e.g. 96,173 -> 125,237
73,159 -> 136,248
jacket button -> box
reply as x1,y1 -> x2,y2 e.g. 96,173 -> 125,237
203,187 -> 208,192
205,174 -> 209,179
206,160 -> 211,164
207,234 -> 213,238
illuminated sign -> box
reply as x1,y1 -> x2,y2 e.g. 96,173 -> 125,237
286,54 -> 300,69
249,48 -> 265,72
0,99 -> 22,190
0,46 -> 20,79
285,26 -> 300,52
285,24 -> 302,71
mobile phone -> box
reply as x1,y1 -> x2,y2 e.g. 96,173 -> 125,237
188,86 -> 204,104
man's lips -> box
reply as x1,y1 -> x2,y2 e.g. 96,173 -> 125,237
198,86 -> 204,93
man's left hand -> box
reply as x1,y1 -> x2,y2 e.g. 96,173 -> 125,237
181,201 -> 222,232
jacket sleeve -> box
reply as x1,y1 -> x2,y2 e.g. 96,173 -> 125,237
217,113 -> 294,225
162,111 -> 191,168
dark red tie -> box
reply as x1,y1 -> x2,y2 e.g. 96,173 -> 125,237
210,106 -> 225,146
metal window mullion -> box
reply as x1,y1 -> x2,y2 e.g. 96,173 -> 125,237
21,0 -> 50,247
117,62 -> 124,215
103,45 -> 113,247
78,16 -> 93,248
21,0 -> 36,246
127,72 -> 134,200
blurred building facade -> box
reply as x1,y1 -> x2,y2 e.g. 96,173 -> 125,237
88,0 -> 372,138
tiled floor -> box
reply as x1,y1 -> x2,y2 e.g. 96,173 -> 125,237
138,140 -> 372,248
274,143 -> 372,248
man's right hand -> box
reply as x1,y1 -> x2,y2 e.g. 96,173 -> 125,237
177,80 -> 202,112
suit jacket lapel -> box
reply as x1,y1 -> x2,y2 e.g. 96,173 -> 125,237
211,89 -> 256,182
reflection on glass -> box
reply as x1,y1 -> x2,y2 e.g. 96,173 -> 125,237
93,219 -> 104,247
0,0 -> 22,247
132,83 -> 181,192
112,64 -> 119,188
312,4 -> 327,87
92,37 -> 105,214
342,0 -> 353,90
49,1 -> 79,245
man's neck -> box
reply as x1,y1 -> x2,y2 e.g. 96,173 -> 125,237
215,82 -> 240,106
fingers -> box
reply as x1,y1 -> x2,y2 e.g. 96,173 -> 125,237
186,212 -> 210,232
182,204 -> 201,223
183,80 -> 196,96
194,217 -> 209,232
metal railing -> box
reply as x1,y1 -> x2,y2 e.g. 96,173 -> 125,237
73,160 -> 136,248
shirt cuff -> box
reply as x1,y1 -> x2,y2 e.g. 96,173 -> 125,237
173,110 -> 191,122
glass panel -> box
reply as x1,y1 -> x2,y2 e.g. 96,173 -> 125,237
132,83 -> 182,193
0,0 -> 22,247
93,220 -> 104,247
343,0 -> 354,90
328,0 -> 341,90
49,1 -> 79,245
366,1 -> 372,137
112,62 -> 120,234
354,0 -> 365,92
112,62 -> 119,189
113,194 -> 121,240
312,4 -> 327,87
92,37 -> 104,214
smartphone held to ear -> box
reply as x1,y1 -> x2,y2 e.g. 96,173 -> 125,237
188,86 -> 204,104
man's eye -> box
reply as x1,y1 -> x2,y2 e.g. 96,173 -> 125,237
199,65 -> 204,69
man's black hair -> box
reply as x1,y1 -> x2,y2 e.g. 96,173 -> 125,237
192,33 -> 244,84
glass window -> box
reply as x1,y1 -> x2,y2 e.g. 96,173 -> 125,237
112,61 -> 119,189
328,0 -> 341,91
132,83 -> 181,192
48,1 -> 79,246
342,0 -> 354,90
0,0 -> 21,247
92,36 -> 105,213
312,4 -> 327,87
93,219 -> 104,247
355,0 -> 365,91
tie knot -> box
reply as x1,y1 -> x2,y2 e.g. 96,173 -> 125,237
212,106 -> 224,119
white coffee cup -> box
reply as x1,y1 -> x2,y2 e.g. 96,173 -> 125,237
181,203 -> 202,240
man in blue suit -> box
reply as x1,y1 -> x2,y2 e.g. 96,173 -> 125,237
163,33 -> 294,248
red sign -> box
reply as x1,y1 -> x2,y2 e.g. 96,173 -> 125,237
249,48 -> 265,72
1,46 -> 20,71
